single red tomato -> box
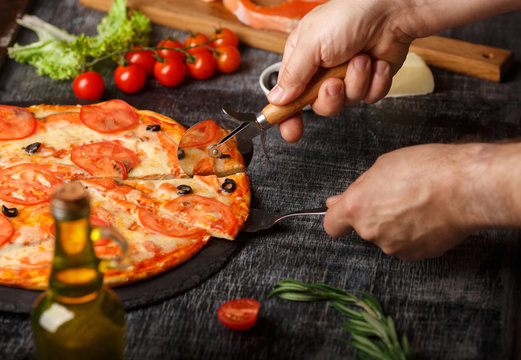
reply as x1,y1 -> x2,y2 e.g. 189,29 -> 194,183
211,28 -> 239,48
72,71 -> 105,101
215,45 -> 241,73
156,39 -> 185,60
217,298 -> 260,331
125,46 -> 156,76
153,57 -> 186,87
186,52 -> 216,80
184,33 -> 211,55
114,64 -> 146,94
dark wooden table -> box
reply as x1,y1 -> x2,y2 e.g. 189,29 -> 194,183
0,1 -> 520,359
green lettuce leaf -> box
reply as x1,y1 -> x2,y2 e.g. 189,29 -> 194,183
7,0 -> 151,80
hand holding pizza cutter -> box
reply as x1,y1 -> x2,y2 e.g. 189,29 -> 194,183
177,63 -> 349,177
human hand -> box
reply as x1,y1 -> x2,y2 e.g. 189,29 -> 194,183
323,143 -> 506,261
268,0 -> 414,142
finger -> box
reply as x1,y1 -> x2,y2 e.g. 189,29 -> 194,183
324,193 -> 354,238
344,54 -> 372,106
364,60 -> 392,104
268,26 -> 321,106
310,78 -> 345,117
278,114 -> 304,143
277,26 -> 299,79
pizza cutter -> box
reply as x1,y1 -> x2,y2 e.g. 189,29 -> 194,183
178,63 -> 348,177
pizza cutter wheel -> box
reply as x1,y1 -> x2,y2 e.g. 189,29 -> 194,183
178,62 -> 349,177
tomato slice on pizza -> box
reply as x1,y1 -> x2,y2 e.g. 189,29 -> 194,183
0,105 -> 36,140
0,164 -> 62,205
138,208 -> 206,238
71,141 -> 139,180
80,99 -> 138,133
181,119 -> 219,148
164,194 -> 238,239
0,215 -> 14,247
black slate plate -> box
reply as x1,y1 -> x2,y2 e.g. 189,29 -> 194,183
0,237 -> 244,313
0,101 -> 248,313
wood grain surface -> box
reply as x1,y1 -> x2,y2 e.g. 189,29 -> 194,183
0,1 -> 520,359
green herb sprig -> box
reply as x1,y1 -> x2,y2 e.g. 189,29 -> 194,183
268,280 -> 415,360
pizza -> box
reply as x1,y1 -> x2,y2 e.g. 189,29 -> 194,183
0,100 -> 250,289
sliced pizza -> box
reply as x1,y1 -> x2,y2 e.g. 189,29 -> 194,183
0,101 -> 251,289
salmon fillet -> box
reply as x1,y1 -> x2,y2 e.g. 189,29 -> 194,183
223,0 -> 328,33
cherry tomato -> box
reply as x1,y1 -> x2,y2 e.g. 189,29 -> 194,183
114,64 -> 146,94
184,33 -> 211,55
217,298 -> 260,331
214,45 -> 241,73
211,28 -> 239,48
156,39 -> 185,60
72,71 -> 105,101
153,57 -> 186,87
186,52 -> 216,80
125,46 -> 156,76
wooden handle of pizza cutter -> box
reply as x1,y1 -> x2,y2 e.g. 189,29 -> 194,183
260,36 -> 513,125
261,63 -> 348,126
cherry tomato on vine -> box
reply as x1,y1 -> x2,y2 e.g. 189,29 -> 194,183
184,33 -> 211,55
214,45 -> 241,73
156,39 -> 185,61
153,56 -> 186,87
114,64 -> 146,94
186,51 -> 216,80
125,46 -> 156,76
211,28 -> 239,48
72,71 -> 105,100
217,298 -> 260,331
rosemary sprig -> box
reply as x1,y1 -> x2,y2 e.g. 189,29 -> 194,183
268,280 -> 415,360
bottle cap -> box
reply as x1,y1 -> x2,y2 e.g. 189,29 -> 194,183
51,182 -> 90,220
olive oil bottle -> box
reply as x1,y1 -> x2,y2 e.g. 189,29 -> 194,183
31,182 -> 126,360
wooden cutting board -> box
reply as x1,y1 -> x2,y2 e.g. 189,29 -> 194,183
80,0 -> 288,53
79,0 -> 514,82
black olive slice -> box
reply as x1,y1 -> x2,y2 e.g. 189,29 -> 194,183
221,178 -> 236,193
24,142 -> 41,155
2,205 -> 18,217
177,184 -> 192,195
146,124 -> 161,132
177,148 -> 185,160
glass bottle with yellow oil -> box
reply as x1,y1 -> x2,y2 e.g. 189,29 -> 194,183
31,182 -> 127,360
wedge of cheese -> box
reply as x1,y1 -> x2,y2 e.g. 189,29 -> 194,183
386,52 -> 435,97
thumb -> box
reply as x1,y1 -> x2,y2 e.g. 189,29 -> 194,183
324,193 -> 353,238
